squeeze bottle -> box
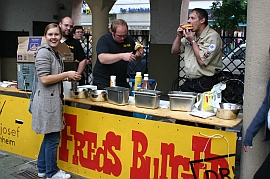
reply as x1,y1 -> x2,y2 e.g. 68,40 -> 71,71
142,74 -> 151,90
134,72 -> 142,90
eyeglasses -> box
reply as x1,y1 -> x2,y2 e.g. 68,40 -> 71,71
63,24 -> 73,28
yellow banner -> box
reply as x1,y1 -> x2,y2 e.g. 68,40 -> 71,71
0,94 -> 237,179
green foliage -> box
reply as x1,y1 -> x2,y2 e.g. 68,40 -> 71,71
210,0 -> 247,31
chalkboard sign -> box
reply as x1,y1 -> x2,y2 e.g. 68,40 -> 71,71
0,31 -> 29,58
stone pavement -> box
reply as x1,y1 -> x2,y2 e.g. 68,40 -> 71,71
0,150 -> 88,179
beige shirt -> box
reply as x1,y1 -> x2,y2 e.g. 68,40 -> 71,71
180,25 -> 223,79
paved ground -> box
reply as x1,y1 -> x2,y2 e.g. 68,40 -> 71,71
0,150 -> 87,179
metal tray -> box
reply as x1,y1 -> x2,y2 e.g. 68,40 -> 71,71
133,89 -> 162,95
168,91 -> 197,111
133,90 -> 162,109
168,91 -> 197,97
105,86 -> 130,105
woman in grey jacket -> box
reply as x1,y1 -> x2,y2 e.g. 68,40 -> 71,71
32,23 -> 81,179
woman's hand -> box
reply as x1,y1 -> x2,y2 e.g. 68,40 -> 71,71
66,71 -> 81,81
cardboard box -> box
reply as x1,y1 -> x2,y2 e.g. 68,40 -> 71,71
17,36 -> 74,62
17,36 -> 45,62
57,42 -> 74,62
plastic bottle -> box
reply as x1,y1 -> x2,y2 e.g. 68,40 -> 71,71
142,74 -> 151,90
110,75 -> 116,87
134,72 -> 142,90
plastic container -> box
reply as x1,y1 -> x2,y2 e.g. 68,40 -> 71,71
134,72 -> 142,90
110,75 -> 116,87
142,74 -> 151,90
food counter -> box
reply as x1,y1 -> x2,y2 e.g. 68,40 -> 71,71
64,97 -> 242,128
0,86 -> 241,179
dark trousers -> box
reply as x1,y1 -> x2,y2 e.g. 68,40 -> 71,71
253,152 -> 270,179
181,75 -> 219,93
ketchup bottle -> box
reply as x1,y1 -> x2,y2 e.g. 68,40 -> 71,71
142,74 -> 151,90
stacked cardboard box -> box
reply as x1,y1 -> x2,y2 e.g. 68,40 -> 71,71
17,36 -> 74,62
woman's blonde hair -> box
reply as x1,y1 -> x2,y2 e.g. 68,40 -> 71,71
44,23 -> 62,37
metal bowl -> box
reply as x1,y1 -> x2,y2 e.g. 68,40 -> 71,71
88,90 -> 107,102
216,103 -> 242,120
219,103 -> 242,110
71,91 -> 88,99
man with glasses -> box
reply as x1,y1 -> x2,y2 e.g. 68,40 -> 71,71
59,17 -> 87,85
93,19 -> 144,89
72,25 -> 84,40
72,25 -> 92,59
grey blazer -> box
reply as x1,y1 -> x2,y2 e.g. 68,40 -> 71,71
32,43 -> 64,134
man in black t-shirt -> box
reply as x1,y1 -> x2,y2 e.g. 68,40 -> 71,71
59,17 -> 87,85
93,19 -> 144,89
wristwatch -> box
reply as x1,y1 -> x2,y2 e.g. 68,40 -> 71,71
190,40 -> 196,46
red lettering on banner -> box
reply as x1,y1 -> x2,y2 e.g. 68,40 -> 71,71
76,131 -> 97,170
130,131 -> 191,179
102,132 -> 122,175
59,113 -> 77,162
160,143 -> 190,179
153,158 -> 159,179
59,113 -> 122,177
130,131 -> 232,179
59,114 -> 232,178
93,132 -> 122,176
130,130 -> 151,179
189,136 -> 230,179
